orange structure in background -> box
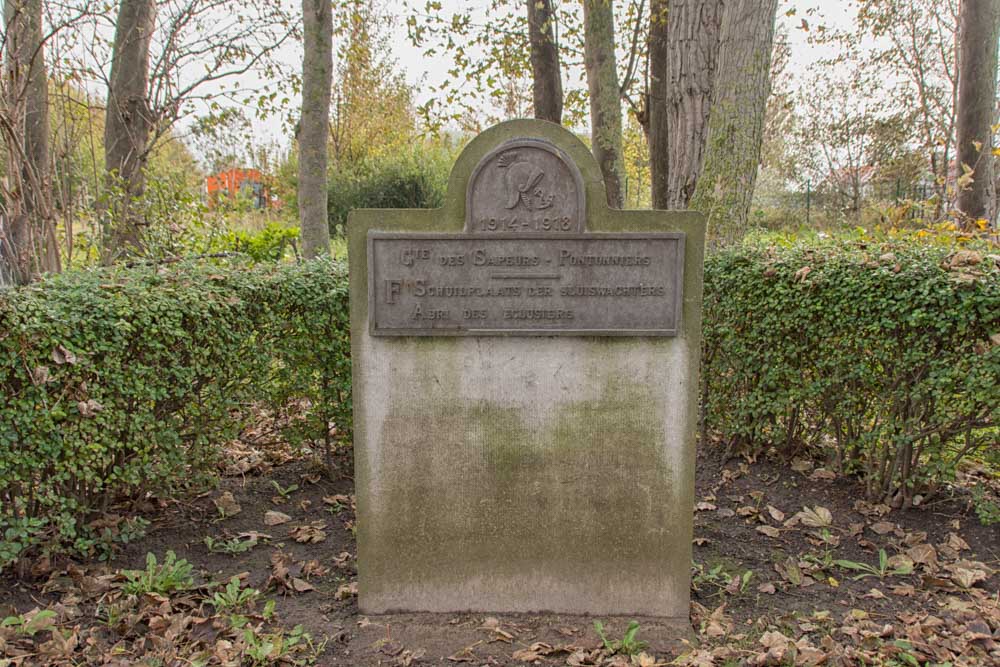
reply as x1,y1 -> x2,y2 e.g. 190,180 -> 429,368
206,168 -> 273,209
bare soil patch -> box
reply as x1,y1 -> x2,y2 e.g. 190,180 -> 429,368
2,442 -> 997,665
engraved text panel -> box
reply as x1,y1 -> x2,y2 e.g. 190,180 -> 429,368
368,233 -> 685,336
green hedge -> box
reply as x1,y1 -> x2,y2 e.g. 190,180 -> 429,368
703,241 -> 999,507
0,259 -> 350,568
2,240 -> 996,567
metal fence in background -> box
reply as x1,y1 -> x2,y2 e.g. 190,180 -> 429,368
752,178 -> 941,227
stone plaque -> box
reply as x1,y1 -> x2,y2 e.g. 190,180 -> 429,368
368,233 -> 685,335
348,120 -> 705,619
466,138 -> 585,233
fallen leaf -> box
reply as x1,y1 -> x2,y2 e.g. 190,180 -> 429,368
302,560 -> 329,578
397,648 -> 427,666
335,581 -> 357,599
511,642 -> 554,661
791,458 -> 814,473
947,564 -> 988,589
869,521 -> 895,535
673,649 -> 716,667
237,531 -> 272,541
887,554 -> 914,574
703,604 -> 732,638
213,492 -> 241,517
907,544 -> 938,569
758,582 -> 777,594
447,642 -> 482,663
756,630 -> 791,664
889,584 -> 916,596
799,506 -> 833,528
77,399 -> 103,418
31,366 -> 51,385
263,510 -> 291,526
775,557 -> 803,586
853,500 -> 891,517
809,468 -> 837,481
289,523 -> 327,543
946,532 -> 969,552
477,616 -> 514,642
292,578 -> 315,593
756,525 -> 781,538
52,345 -> 78,365
766,505 -> 785,522
949,249 -> 982,268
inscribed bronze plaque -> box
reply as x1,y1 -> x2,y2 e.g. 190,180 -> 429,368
368,232 -> 685,336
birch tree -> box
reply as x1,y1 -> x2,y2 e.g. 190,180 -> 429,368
1,0 -> 59,284
97,0 -> 296,259
856,0 -> 961,218
528,0 -> 563,123
691,0 -> 779,244
956,0 -> 1000,224
647,0 -> 723,209
298,0 -> 332,258
583,0 -> 625,207
104,0 -> 155,255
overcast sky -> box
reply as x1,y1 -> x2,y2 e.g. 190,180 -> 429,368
220,0 -> 860,158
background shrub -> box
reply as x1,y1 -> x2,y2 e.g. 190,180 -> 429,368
0,259 -> 349,569
210,222 -> 302,263
326,144 -> 452,235
702,240 -> 999,507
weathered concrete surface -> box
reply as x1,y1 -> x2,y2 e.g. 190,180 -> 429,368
348,119 -> 705,618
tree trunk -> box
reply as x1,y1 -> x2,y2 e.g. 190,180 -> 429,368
956,0 -> 1000,225
1,0 -> 58,285
299,0 -> 333,258
648,0 -> 723,209
104,0 -> 156,259
528,0 -> 563,123
583,0 -> 625,208
691,0 -> 778,245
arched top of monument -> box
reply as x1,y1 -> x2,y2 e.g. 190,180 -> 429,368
442,119 -> 608,233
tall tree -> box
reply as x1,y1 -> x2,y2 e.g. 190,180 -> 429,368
583,0 -> 625,208
956,0 -> 1000,224
648,0 -> 724,209
298,0 -> 333,258
691,0 -> 779,244
96,0 -> 295,259
855,0 -> 961,220
1,0 -> 59,284
330,0 -> 415,165
528,0 -> 563,123
103,0 -> 155,258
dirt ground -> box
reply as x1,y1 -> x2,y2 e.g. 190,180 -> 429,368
1,438 -> 997,666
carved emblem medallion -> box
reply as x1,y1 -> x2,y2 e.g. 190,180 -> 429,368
466,138 -> 585,233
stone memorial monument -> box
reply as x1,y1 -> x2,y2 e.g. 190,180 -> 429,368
348,120 -> 705,620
